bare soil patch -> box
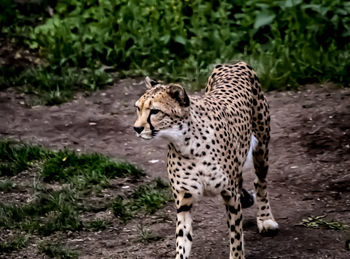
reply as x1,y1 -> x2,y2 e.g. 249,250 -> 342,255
1,81 -> 349,258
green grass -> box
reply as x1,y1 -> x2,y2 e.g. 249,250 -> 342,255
0,187 -> 112,236
136,224 -> 162,243
301,215 -> 349,230
0,139 -> 169,255
0,139 -> 144,191
0,234 -> 28,253
83,219 -> 111,231
0,139 -> 145,236
112,177 -> 172,222
41,149 -> 144,183
0,65 -> 113,106
0,140 -> 47,176
39,242 -> 79,259
0,188 -> 83,235
0,180 -> 18,192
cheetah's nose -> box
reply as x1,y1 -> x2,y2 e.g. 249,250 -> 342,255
133,126 -> 144,134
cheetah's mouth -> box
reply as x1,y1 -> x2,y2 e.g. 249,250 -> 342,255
136,130 -> 158,140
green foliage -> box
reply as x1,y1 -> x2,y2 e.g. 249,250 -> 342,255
0,0 -> 51,42
0,140 -> 46,176
21,0 -> 350,90
301,215 -> 349,230
39,242 -> 79,259
1,0 -> 349,102
112,178 -> 172,221
0,234 -> 28,253
0,0 -> 113,105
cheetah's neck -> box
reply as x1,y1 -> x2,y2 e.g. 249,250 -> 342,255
158,100 -> 213,158
157,118 -> 190,155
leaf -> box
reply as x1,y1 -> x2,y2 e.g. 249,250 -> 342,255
283,0 -> 302,8
174,35 -> 186,45
254,10 -> 276,29
160,34 -> 170,44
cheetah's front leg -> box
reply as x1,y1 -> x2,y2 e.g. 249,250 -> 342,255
221,190 -> 245,259
175,191 -> 194,259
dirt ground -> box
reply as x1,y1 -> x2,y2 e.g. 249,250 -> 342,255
0,79 -> 350,259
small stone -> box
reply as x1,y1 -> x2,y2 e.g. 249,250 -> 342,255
148,159 -> 159,164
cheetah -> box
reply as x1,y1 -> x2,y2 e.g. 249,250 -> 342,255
133,61 -> 278,259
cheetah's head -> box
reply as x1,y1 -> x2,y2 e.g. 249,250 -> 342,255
133,77 -> 190,140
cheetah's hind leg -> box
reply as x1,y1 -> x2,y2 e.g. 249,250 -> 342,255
252,137 -> 279,235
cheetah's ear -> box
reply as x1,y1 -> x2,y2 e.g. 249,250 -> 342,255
145,77 -> 159,89
167,84 -> 190,107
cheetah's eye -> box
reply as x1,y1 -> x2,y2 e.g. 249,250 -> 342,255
150,109 -> 160,115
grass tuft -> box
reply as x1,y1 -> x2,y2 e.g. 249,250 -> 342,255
0,140 -> 46,176
0,234 -> 28,253
0,180 -> 17,192
41,150 -> 144,184
112,178 -> 172,221
136,224 -> 162,243
301,215 -> 349,230
84,219 -> 111,231
111,195 -> 129,221
10,66 -> 113,106
0,188 -> 82,236
39,242 -> 79,259
0,139 -> 144,192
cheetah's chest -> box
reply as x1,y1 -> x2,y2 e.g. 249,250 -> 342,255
168,156 -> 229,198
199,163 -> 229,196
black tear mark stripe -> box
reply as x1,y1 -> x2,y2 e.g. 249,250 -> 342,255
147,112 -> 155,131
177,204 -> 192,213
150,79 -> 158,86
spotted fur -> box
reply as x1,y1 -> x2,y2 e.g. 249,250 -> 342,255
133,62 -> 278,259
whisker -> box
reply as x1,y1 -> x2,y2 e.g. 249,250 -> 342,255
152,130 -> 159,136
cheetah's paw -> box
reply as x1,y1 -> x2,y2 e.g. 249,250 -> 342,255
257,219 -> 279,236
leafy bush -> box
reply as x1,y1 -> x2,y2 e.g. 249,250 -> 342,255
0,0 -> 51,40
25,0 -> 350,89
1,0 -> 349,101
